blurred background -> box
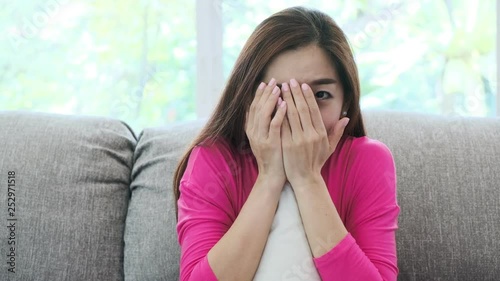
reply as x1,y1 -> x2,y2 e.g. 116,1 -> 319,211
0,0 -> 497,134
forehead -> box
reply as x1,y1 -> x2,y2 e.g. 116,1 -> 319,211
263,44 -> 338,83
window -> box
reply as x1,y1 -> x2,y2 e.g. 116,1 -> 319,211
1,0 -> 196,133
221,0 -> 498,117
1,0 -> 498,134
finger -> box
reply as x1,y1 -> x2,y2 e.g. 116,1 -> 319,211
301,83 -> 326,133
249,81 -> 266,116
269,98 -> 286,139
251,78 -> 275,135
281,112 -> 292,141
289,79 -> 313,133
248,81 -> 267,132
258,85 -> 281,137
262,85 -> 281,115
328,117 -> 350,153
281,81 -> 302,135
257,78 -> 276,109
253,81 -> 267,106
255,78 -> 276,131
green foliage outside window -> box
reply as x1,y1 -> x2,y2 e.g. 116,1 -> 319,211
223,0 -> 496,117
0,0 -> 196,134
0,0 -> 496,134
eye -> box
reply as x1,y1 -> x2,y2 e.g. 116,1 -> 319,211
315,91 -> 332,100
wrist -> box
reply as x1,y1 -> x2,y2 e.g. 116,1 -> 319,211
254,174 -> 286,194
289,174 -> 325,191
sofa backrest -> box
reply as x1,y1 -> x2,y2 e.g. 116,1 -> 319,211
1,110 -> 499,281
363,111 -> 500,280
0,110 -> 136,281
124,120 -> 204,281
130,111 -> 500,281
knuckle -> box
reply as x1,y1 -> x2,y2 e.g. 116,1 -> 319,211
295,106 -> 303,113
313,135 -> 322,143
310,108 -> 320,115
255,139 -> 264,147
307,134 -> 318,142
270,122 -> 281,130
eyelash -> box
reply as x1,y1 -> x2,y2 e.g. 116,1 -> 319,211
315,91 -> 332,100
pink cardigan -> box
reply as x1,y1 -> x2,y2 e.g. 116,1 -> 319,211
177,136 -> 400,280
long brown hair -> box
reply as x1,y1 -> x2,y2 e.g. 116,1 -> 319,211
173,6 -> 365,216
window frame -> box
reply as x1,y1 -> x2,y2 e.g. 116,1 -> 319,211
497,0 -> 499,115
196,0 -> 223,118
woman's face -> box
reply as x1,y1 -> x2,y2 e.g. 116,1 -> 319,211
262,44 -> 345,135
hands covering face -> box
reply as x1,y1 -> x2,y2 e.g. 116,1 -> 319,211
245,78 -> 288,188
280,79 -> 349,189
245,78 -> 349,190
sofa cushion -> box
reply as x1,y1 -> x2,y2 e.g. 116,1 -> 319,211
125,120 -> 205,281
0,110 -> 135,281
363,110 -> 500,280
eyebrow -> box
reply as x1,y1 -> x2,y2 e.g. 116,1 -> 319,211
308,78 -> 337,85
277,78 -> 337,88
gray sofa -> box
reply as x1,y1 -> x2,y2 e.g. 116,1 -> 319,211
0,110 -> 499,281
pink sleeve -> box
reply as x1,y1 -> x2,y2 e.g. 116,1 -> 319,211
313,139 -> 400,280
176,144 -> 236,281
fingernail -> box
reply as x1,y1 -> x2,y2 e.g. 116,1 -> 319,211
301,83 -> 309,91
269,78 -> 276,86
281,82 -> 289,92
344,118 -> 350,127
258,82 -> 265,90
277,97 -> 283,105
272,86 -> 280,95
290,79 -> 298,87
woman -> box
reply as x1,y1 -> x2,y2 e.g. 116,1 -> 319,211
174,6 -> 399,281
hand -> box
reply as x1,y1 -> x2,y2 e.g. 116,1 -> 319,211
245,78 -> 288,188
280,79 -> 349,189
